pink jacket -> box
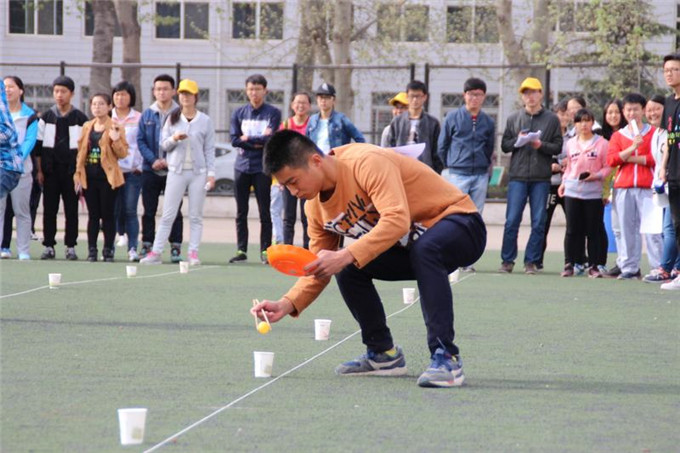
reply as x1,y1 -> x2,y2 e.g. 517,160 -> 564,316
562,134 -> 611,199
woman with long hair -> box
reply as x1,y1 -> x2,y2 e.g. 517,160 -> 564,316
73,93 -> 128,262
140,79 -> 215,266
0,76 -> 38,260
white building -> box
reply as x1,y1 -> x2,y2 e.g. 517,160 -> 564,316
1,0 -> 677,145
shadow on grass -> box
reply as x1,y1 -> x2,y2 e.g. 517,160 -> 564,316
468,377 -> 680,396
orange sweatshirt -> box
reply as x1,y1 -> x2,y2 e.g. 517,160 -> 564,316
284,143 -> 478,315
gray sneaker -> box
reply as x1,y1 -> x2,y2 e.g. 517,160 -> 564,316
65,247 -> 78,261
335,346 -> 407,376
41,246 -> 55,260
417,348 -> 465,388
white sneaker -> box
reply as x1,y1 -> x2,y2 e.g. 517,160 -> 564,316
128,248 -> 139,262
140,251 -> 162,265
660,275 -> 680,291
116,234 -> 128,248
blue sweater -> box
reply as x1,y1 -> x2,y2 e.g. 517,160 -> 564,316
230,103 -> 281,174
437,106 -> 495,176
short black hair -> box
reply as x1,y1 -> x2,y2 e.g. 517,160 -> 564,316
568,96 -> 586,108
663,53 -> 680,64
90,92 -> 112,106
463,77 -> 486,93
153,74 -> 175,89
291,91 -> 312,104
112,80 -> 137,108
263,130 -> 322,175
649,94 -> 666,105
553,99 -> 568,113
246,73 -> 268,88
52,75 -> 75,92
406,80 -> 427,95
622,92 -> 646,108
573,108 -> 595,123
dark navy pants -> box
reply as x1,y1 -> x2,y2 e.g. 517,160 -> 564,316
335,212 -> 486,356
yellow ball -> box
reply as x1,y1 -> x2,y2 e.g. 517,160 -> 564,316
257,321 -> 271,334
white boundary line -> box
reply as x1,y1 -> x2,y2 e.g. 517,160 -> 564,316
0,266 -> 219,300
144,273 -> 474,452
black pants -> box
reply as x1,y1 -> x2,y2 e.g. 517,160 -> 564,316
234,170 -> 271,253
283,186 -> 309,248
564,196 -> 607,267
29,178 -> 41,234
141,171 -> 182,245
335,213 -> 486,356
83,178 -> 118,250
669,182 -> 680,251
2,197 -> 13,248
42,164 -> 78,248
540,184 -> 565,266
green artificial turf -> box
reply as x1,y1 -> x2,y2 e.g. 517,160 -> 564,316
1,245 -> 678,452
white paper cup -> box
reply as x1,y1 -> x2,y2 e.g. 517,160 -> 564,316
126,265 -> 137,278
402,287 -> 416,304
118,408 -> 147,446
179,261 -> 189,274
253,351 -> 274,378
48,273 -> 61,289
314,319 -> 332,340
449,269 -> 460,283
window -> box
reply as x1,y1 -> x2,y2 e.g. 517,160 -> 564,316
226,89 -> 284,127
84,0 -> 123,37
232,2 -> 283,39
24,84 -> 54,113
376,4 -> 428,42
197,89 -> 210,116
555,2 -> 595,33
447,5 -> 498,43
9,0 -> 63,35
440,92 -> 499,126
371,92 -> 398,145
155,1 -> 209,39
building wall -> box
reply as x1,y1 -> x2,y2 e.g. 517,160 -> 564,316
1,0 -> 677,146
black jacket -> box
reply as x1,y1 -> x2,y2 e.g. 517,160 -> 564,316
387,111 -> 443,173
500,108 -> 562,181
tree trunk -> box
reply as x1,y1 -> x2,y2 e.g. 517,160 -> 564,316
295,0 -> 318,93
89,0 -> 116,96
113,0 -> 142,109
331,0 -> 353,118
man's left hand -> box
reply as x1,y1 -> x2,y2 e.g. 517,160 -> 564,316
304,248 -> 355,279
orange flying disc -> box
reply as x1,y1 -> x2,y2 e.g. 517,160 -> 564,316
266,244 -> 317,277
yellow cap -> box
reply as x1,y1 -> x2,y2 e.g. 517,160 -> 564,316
519,77 -> 543,93
388,92 -> 409,107
178,79 -> 199,95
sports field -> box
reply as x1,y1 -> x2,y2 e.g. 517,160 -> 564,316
1,244 -> 678,452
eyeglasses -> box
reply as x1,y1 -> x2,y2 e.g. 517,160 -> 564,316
465,92 -> 485,98
664,68 -> 680,74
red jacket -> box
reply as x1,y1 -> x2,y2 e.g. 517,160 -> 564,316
606,124 -> 655,189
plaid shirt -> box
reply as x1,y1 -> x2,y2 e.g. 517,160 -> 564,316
0,83 -> 23,173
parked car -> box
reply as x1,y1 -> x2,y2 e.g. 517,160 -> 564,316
213,142 -> 237,195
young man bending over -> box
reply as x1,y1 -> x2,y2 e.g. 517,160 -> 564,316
251,131 -> 486,388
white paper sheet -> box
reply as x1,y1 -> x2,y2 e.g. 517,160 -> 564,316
640,196 -> 664,234
514,130 -> 542,148
390,143 -> 425,159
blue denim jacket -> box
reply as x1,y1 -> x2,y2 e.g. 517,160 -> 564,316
137,101 -> 178,172
306,110 -> 365,150
437,106 -> 495,176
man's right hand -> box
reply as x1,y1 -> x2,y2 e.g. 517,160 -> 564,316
251,298 -> 295,323
151,159 -> 167,171
36,171 -> 44,186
